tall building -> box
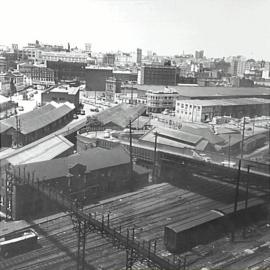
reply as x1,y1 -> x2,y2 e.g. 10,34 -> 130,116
229,56 -> 247,77
137,48 -> 142,65
18,63 -> 55,86
0,57 -> 7,73
85,67 -> 113,93
140,65 -> 177,85
46,61 -> 86,82
105,77 -> 122,102
195,50 -> 204,60
85,43 -> 92,53
12,44 -> 19,52
262,62 -> 270,79
103,53 -> 115,66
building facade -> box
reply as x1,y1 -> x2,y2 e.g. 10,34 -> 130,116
140,65 -> 177,85
0,71 -> 25,96
85,67 -> 113,93
105,77 -> 122,102
137,48 -> 142,65
41,51 -> 88,63
46,61 -> 86,82
41,85 -> 80,108
18,63 -> 55,86
146,87 -> 179,113
0,57 -> 7,73
175,98 -> 270,122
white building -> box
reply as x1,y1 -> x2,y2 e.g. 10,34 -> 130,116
146,87 -> 179,113
85,43 -> 92,53
262,62 -> 270,79
175,100 -> 203,122
41,51 -> 88,63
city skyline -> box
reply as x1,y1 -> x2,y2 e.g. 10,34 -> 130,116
1,0 -> 270,60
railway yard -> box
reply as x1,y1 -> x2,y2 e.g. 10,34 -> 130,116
1,170 -> 270,270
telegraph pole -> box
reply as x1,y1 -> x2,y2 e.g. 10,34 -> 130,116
129,120 -> 133,191
243,165 -> 251,238
232,116 -> 246,242
152,132 -> 158,184
228,134 -> 231,168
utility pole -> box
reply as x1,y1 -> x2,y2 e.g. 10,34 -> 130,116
232,116 -> 246,242
228,134 -> 231,168
243,165 -> 251,238
131,83 -> 134,105
129,120 -> 133,191
152,132 -> 158,184
14,110 -> 21,148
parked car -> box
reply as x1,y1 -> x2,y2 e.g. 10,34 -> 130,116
73,114 -> 79,119
80,109 -> 85,115
18,106 -> 24,111
221,161 -> 236,167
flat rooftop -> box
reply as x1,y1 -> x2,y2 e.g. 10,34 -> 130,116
132,85 -> 270,98
177,97 -> 270,106
50,85 -> 80,95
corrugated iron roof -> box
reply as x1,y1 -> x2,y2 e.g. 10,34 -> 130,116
96,103 -> 146,129
2,103 -> 74,134
0,122 -> 14,133
13,146 -> 130,181
6,135 -> 74,165
140,126 -> 203,147
180,125 -> 224,145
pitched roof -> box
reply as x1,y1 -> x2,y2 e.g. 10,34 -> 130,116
140,126 -> 203,148
13,146 -> 130,181
0,94 -> 9,104
1,103 -> 74,134
96,103 -> 146,129
6,135 -> 74,165
180,124 -> 224,145
0,122 -> 14,134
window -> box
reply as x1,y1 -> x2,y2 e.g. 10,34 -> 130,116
181,104 -> 184,108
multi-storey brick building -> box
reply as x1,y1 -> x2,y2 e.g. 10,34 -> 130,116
18,63 -> 55,86
140,65 -> 177,85
105,77 -> 122,102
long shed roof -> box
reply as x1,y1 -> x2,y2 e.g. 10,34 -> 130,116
12,146 -> 130,181
1,103 -> 74,134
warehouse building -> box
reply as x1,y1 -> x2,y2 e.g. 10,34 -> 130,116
175,98 -> 270,122
41,85 -> 80,109
0,146 -> 149,219
0,102 -> 75,147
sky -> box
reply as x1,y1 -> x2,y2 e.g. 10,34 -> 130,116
1,0 -> 270,60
